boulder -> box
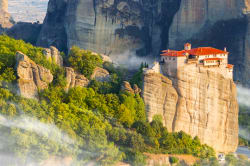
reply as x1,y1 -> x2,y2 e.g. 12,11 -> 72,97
43,46 -> 63,67
65,67 -> 89,91
15,51 -> 53,99
91,67 -> 110,82
121,81 -> 141,94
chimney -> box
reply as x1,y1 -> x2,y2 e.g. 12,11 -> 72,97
184,43 -> 191,50
224,47 -> 227,52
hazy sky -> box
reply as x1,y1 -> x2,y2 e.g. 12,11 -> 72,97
8,0 -> 48,22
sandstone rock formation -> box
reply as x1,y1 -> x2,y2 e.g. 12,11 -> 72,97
43,46 -> 63,67
168,0 -> 244,49
145,154 -> 198,166
36,0 -> 67,52
15,51 -> 53,99
143,68 -> 239,153
37,0 -> 181,57
65,67 -> 89,91
0,0 -> 14,30
0,0 -> 8,12
91,67 -> 110,82
121,81 -> 141,94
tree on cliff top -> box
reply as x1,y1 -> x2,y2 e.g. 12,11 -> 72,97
68,46 -> 103,79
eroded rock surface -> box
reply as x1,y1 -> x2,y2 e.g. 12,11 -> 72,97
65,67 -> 89,91
0,0 -> 8,12
43,46 -> 63,67
0,0 -> 14,30
121,81 -> 141,94
143,68 -> 239,153
37,0 -> 181,57
91,67 -> 110,82
15,51 -> 53,99
168,0 -> 244,49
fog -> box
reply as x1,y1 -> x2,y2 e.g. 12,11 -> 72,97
110,50 -> 155,70
0,114 -> 79,166
237,85 -> 250,108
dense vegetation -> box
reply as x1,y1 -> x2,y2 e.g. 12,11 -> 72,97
238,105 -> 250,147
0,35 -> 216,165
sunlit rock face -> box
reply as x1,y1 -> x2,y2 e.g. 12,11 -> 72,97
0,0 -> 7,12
0,0 -> 13,29
15,52 -> 53,99
37,0 -> 181,57
143,68 -> 239,153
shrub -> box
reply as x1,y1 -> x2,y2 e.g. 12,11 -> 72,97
169,156 -> 179,164
68,46 -> 103,78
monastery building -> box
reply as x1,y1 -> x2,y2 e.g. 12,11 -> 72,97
146,43 -> 234,79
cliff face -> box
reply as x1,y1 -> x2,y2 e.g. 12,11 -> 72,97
0,0 -> 13,29
0,0 -> 8,12
168,0 -> 244,49
37,0 -> 181,57
143,68 -> 239,153
36,0 -> 68,52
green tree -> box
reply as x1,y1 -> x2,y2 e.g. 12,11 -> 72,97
68,46 -> 103,78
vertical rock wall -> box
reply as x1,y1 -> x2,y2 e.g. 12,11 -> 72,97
0,0 -> 13,29
37,0 -> 181,58
0,0 -> 8,12
143,67 -> 239,153
168,0 -> 244,49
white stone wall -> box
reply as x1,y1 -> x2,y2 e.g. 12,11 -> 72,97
144,62 -> 161,74
160,53 -> 232,80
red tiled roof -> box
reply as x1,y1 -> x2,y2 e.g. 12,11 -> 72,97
161,50 -> 186,57
227,64 -> 234,69
187,47 -> 228,56
161,47 -> 228,57
204,58 -> 222,61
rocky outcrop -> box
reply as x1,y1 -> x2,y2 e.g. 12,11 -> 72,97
0,0 -> 14,30
43,46 -> 63,67
37,0 -> 181,57
121,81 -> 141,94
65,67 -> 89,91
145,154 -> 198,166
142,68 -> 239,153
91,67 -> 110,82
0,0 -> 8,12
15,52 -> 53,99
